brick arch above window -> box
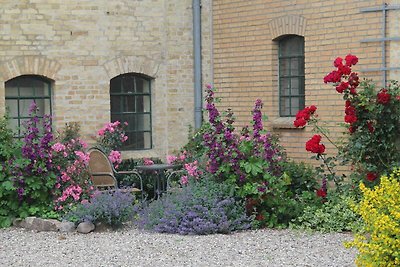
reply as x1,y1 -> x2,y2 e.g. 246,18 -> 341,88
268,15 -> 307,41
103,56 -> 160,81
0,56 -> 61,82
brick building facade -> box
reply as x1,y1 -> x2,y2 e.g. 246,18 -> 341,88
0,0 -> 212,160
212,0 -> 400,162
2,1 -> 400,163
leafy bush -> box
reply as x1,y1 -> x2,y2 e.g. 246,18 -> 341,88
280,160 -> 318,196
134,177 -> 253,234
291,193 -> 362,233
65,190 -> 136,228
0,116 -> 21,227
345,169 -> 400,266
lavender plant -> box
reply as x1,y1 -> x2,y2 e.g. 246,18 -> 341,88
134,177 -> 253,234
65,190 -> 136,228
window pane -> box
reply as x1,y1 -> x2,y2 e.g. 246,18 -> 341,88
122,75 -> 135,93
279,58 -> 290,76
19,86 -> 35,97
290,58 -> 299,76
123,96 -> 136,112
136,114 -> 151,131
135,96 -> 151,112
280,78 -> 290,96
280,97 -> 291,116
5,84 -> 18,97
280,36 -> 303,56
290,98 -> 300,115
8,119 -> 19,134
111,96 -> 122,113
136,77 -> 150,93
111,114 -> 123,125
5,99 -> 18,117
43,99 -> 51,114
110,78 -> 121,94
291,78 -> 299,95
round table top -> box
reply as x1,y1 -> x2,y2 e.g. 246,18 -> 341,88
136,164 -> 182,171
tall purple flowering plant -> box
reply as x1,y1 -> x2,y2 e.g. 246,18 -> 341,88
203,85 -> 285,196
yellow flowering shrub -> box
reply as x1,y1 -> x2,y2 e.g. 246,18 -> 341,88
345,169 -> 400,266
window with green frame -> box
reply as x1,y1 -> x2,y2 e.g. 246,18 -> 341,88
5,75 -> 52,137
279,35 -> 305,117
110,73 -> 152,150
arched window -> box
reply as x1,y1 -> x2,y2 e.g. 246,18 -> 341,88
110,73 -> 152,150
279,35 -> 305,117
5,75 -> 52,137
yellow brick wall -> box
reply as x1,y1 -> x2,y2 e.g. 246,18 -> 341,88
0,0 -> 213,160
212,0 -> 398,163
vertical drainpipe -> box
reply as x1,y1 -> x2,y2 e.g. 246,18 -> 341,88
193,0 -> 202,129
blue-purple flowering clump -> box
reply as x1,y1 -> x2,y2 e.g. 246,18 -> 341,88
66,190 -> 136,228
134,177 -> 253,235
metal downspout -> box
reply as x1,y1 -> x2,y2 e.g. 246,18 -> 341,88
193,0 -> 202,129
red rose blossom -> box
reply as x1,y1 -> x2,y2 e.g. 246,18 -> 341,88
345,54 -> 358,67
366,172 -> 378,182
305,134 -> 325,154
377,89 -> 391,105
333,57 -> 343,67
316,188 -> 327,198
293,105 -> 317,128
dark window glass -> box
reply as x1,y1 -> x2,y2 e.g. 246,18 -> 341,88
279,35 -> 305,117
110,74 -> 152,150
5,75 -> 52,137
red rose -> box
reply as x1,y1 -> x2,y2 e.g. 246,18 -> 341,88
348,72 -> 359,87
377,89 -> 391,105
367,121 -> 374,133
345,115 -> 357,124
255,213 -> 265,221
345,54 -> 358,67
366,172 -> 378,182
349,126 -> 357,133
323,70 -> 342,84
336,82 -> 349,93
294,118 -> 307,127
338,64 -> 351,75
316,188 -> 327,198
305,134 -> 325,154
293,105 -> 318,128
334,57 -> 343,67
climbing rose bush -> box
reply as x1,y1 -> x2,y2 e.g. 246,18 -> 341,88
296,54 -> 400,189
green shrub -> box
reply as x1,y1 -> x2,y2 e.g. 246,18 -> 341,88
291,193 -> 362,233
280,160 -> 318,196
345,170 -> 400,266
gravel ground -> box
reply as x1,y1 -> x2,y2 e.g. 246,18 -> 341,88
0,226 -> 357,267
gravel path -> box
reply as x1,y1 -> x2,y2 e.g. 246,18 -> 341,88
0,226 -> 357,267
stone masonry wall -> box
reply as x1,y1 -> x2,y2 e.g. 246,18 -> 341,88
0,0 -> 212,160
212,0 -> 398,163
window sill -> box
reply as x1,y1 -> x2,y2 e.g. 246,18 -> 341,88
271,117 -> 303,129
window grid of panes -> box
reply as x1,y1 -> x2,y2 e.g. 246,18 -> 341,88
279,35 -> 305,117
110,74 -> 152,150
5,75 -> 52,137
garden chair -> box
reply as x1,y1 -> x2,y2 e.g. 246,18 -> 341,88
88,147 -> 144,201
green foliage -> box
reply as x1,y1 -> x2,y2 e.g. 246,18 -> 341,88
291,193 -> 362,233
0,116 -> 21,227
341,80 -> 400,186
280,160 -> 319,196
